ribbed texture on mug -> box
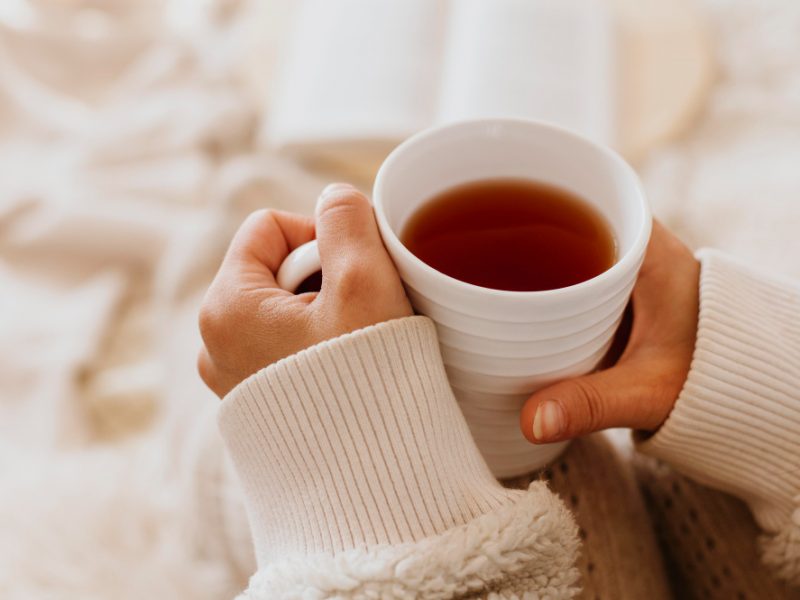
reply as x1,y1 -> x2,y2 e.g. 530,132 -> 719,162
405,275 -> 637,478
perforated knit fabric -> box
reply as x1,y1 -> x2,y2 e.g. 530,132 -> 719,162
505,434 -> 672,600
635,456 -> 800,600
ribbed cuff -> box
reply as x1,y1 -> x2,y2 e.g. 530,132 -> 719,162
639,250 -> 800,532
218,316 -> 518,565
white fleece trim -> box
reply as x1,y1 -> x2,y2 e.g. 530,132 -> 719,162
238,482 -> 580,600
760,502 -> 800,587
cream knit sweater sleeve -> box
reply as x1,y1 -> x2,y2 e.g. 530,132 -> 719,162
639,249 -> 800,586
217,316 -> 580,599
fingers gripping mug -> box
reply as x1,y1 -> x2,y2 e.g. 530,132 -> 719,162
277,119 -> 651,478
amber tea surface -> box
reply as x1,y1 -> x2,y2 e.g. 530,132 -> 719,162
401,178 -> 616,292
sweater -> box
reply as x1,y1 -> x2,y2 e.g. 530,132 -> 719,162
218,250 -> 800,598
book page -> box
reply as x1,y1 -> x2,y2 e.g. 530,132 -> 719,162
263,0 -> 446,166
436,0 -> 615,146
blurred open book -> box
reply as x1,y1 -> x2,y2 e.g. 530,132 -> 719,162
262,0 -> 614,177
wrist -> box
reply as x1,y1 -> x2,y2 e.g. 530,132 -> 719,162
638,249 -> 800,530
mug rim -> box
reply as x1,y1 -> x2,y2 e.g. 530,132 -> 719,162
372,117 -> 652,300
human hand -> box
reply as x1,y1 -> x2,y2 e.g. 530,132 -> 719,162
198,183 -> 413,398
520,221 -> 700,443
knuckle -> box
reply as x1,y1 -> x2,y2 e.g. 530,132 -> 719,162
196,349 -> 215,387
318,187 -> 369,219
244,208 -> 274,226
237,209 -> 279,241
572,379 -> 605,431
333,261 -> 372,298
198,301 -> 229,348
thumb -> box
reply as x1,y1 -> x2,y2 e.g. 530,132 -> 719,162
519,361 -> 670,444
314,183 -> 394,288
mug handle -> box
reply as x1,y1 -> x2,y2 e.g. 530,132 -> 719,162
276,240 -> 322,292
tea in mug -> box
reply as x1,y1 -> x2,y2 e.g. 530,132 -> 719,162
401,178 -> 616,292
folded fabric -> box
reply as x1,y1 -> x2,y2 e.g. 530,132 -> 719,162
264,0 -> 613,174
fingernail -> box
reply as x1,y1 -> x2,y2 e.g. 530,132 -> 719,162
532,401 -> 565,442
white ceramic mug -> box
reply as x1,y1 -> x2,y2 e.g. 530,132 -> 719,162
276,119 -> 652,478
